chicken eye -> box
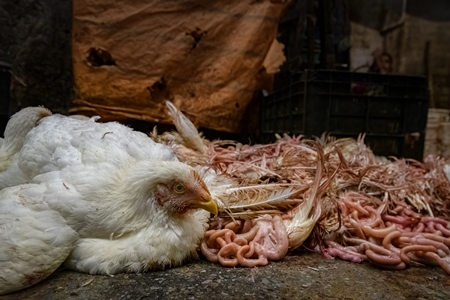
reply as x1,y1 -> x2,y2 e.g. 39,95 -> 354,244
173,182 -> 186,194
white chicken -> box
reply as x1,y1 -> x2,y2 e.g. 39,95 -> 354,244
0,107 -> 51,172
0,108 -> 218,295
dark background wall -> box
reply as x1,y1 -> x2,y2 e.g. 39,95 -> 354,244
0,0 -> 73,118
1,0 -> 450,138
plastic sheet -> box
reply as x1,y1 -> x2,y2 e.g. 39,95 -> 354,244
70,0 -> 288,133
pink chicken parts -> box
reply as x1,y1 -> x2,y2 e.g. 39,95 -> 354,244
156,101 -> 450,275
201,215 -> 289,267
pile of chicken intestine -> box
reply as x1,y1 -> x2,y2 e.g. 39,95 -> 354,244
153,122 -> 450,273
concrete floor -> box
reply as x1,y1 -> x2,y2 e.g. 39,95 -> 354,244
1,252 -> 449,300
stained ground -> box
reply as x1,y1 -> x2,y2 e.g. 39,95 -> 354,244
1,252 -> 449,300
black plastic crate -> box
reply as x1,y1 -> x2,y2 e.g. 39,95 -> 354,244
261,70 -> 428,160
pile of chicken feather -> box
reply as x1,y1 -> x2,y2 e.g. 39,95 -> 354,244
156,102 -> 450,274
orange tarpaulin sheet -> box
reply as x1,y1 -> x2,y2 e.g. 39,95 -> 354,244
70,0 -> 288,133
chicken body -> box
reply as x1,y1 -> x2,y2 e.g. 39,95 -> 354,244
0,109 -> 217,294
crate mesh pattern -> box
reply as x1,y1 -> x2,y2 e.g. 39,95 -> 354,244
261,70 -> 428,160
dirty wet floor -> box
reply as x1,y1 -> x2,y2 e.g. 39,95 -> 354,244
2,252 -> 449,300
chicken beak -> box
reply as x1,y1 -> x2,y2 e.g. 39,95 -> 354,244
191,194 -> 218,215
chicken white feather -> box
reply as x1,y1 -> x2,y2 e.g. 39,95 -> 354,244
0,183 -> 78,295
165,101 -> 206,154
0,107 -> 51,172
